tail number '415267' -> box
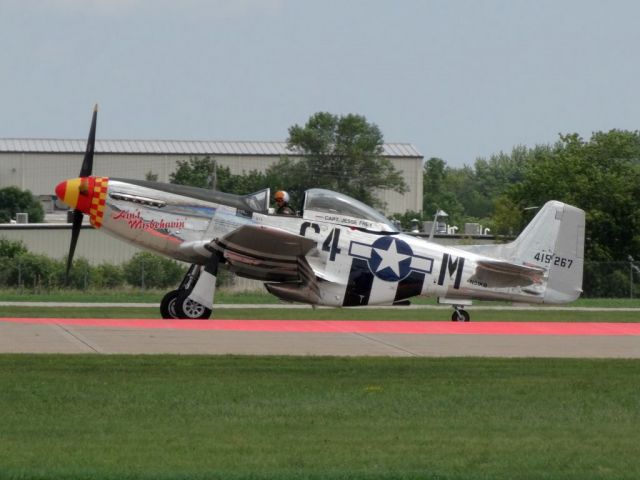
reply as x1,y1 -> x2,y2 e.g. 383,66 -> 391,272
534,252 -> 573,268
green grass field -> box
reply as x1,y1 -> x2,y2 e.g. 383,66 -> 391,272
1,294 -> 638,478
0,355 -> 639,480
1,305 -> 639,323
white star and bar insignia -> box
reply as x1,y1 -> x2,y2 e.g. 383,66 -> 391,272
349,236 -> 433,282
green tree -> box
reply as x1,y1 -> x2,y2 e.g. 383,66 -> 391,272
287,112 -> 407,208
0,187 -> 44,223
421,146 -> 539,229
425,159 -> 468,220
422,157 -> 447,215
508,130 -> 640,261
169,156 -> 270,195
474,146 -> 531,197
224,168 -> 271,196
492,195 -> 523,236
170,156 -> 226,189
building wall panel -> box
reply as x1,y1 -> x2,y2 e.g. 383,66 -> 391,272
1,149 -> 423,214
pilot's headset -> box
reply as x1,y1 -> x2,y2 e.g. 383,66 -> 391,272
275,191 -> 290,203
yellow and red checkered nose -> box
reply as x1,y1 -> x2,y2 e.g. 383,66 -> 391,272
55,176 -> 109,228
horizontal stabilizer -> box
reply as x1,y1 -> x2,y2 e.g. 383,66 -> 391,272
471,260 -> 545,289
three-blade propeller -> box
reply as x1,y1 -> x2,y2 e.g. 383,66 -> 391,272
65,104 -> 98,284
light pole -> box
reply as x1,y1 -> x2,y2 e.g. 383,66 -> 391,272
628,256 -> 640,299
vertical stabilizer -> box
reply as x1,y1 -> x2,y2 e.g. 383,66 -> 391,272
512,201 -> 585,303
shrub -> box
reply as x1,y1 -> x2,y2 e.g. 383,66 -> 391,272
583,262 -> 632,297
93,263 -> 126,289
9,252 -> 61,289
63,257 -> 94,290
0,238 -> 28,258
123,251 -> 186,289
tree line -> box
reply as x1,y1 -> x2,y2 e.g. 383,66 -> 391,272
420,130 -> 640,264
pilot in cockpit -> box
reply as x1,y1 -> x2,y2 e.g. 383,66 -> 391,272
274,190 -> 295,215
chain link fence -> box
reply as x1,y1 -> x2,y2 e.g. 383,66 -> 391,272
583,261 -> 640,298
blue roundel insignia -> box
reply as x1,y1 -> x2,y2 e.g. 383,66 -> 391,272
368,237 -> 414,282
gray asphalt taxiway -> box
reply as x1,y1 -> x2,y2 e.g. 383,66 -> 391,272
1,312 -> 639,358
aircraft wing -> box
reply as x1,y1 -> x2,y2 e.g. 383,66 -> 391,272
211,224 -> 319,285
471,259 -> 545,288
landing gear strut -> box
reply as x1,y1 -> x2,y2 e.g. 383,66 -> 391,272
160,255 -> 219,319
451,306 -> 470,322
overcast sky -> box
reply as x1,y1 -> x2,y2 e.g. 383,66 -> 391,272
1,0 -> 638,167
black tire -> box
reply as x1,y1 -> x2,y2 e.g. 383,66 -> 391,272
451,309 -> 470,322
160,290 -> 180,319
175,291 -> 212,320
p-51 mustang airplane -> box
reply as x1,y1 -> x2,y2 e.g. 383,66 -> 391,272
55,107 -> 585,321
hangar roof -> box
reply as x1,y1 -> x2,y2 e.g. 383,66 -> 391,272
0,139 -> 422,158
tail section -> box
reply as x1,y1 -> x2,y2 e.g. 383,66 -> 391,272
511,201 -> 585,303
460,201 -> 585,303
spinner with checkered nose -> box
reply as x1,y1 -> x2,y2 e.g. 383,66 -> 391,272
55,108 -> 585,321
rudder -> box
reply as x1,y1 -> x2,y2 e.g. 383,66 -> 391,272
512,201 -> 585,303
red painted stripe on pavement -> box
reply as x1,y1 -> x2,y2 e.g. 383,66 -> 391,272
1,318 -> 640,335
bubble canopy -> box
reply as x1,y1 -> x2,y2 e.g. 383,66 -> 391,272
302,188 -> 398,233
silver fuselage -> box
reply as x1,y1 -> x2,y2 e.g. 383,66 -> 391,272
100,179 -> 558,307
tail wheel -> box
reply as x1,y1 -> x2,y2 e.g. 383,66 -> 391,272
160,290 -> 180,319
175,291 -> 212,320
451,309 -> 470,322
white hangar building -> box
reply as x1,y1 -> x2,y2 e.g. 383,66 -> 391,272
0,139 -> 424,215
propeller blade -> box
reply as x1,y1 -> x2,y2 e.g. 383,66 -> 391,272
65,105 -> 98,285
79,104 -> 98,178
65,208 -> 84,284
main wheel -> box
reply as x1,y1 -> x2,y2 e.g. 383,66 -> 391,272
451,309 -> 470,322
160,290 -> 180,319
175,291 -> 212,320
